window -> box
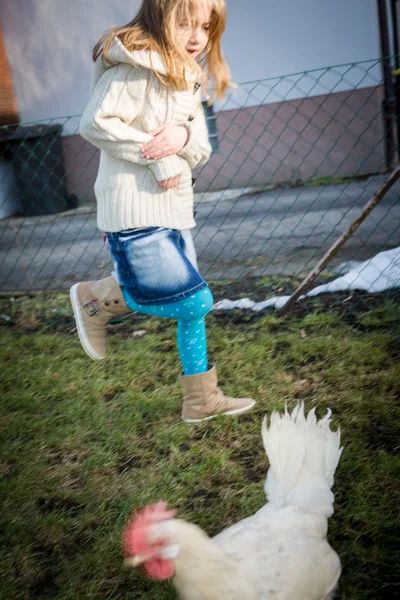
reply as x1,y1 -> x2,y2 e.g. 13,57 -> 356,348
202,101 -> 219,153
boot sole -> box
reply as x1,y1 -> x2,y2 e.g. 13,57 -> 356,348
70,284 -> 105,361
181,400 -> 256,423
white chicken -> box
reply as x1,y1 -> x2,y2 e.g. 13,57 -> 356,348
124,404 -> 343,600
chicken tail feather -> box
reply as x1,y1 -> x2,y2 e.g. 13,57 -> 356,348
262,403 -> 342,517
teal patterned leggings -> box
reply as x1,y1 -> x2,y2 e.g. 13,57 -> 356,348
122,286 -> 214,375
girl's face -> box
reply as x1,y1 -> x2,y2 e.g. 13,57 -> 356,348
179,2 -> 212,60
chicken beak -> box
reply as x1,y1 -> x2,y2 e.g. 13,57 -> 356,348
124,555 -> 148,567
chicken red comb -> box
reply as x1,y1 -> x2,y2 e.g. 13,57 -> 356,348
123,501 -> 177,581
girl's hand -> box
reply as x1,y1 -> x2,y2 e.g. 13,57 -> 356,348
157,175 -> 181,189
142,125 -> 189,160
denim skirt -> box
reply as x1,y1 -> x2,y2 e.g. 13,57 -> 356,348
106,227 -> 207,305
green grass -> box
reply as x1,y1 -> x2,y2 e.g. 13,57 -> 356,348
1,293 -> 399,599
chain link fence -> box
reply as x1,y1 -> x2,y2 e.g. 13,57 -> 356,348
1,58 -> 399,323
2,49 -> 400,600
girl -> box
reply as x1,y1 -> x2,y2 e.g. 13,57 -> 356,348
70,0 -> 255,422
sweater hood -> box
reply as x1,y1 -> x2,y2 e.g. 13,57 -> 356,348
104,37 -> 168,76
94,37 -> 200,88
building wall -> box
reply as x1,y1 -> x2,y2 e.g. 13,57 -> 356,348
200,86 -> 386,190
0,0 -> 386,199
0,0 -> 382,123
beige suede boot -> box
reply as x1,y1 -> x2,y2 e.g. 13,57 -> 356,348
180,365 -> 256,423
70,276 -> 129,360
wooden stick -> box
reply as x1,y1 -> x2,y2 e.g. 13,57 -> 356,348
278,166 -> 400,316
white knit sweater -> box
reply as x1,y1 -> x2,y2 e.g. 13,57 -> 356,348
79,39 -> 212,232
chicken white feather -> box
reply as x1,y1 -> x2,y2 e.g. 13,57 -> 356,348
127,403 -> 343,600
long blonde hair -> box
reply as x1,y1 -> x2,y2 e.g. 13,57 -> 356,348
93,0 -> 231,100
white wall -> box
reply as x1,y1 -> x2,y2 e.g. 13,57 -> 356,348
0,0 -> 382,123
0,0 -> 141,126
226,0 -> 380,82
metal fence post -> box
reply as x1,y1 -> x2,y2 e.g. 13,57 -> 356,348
377,0 -> 397,169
